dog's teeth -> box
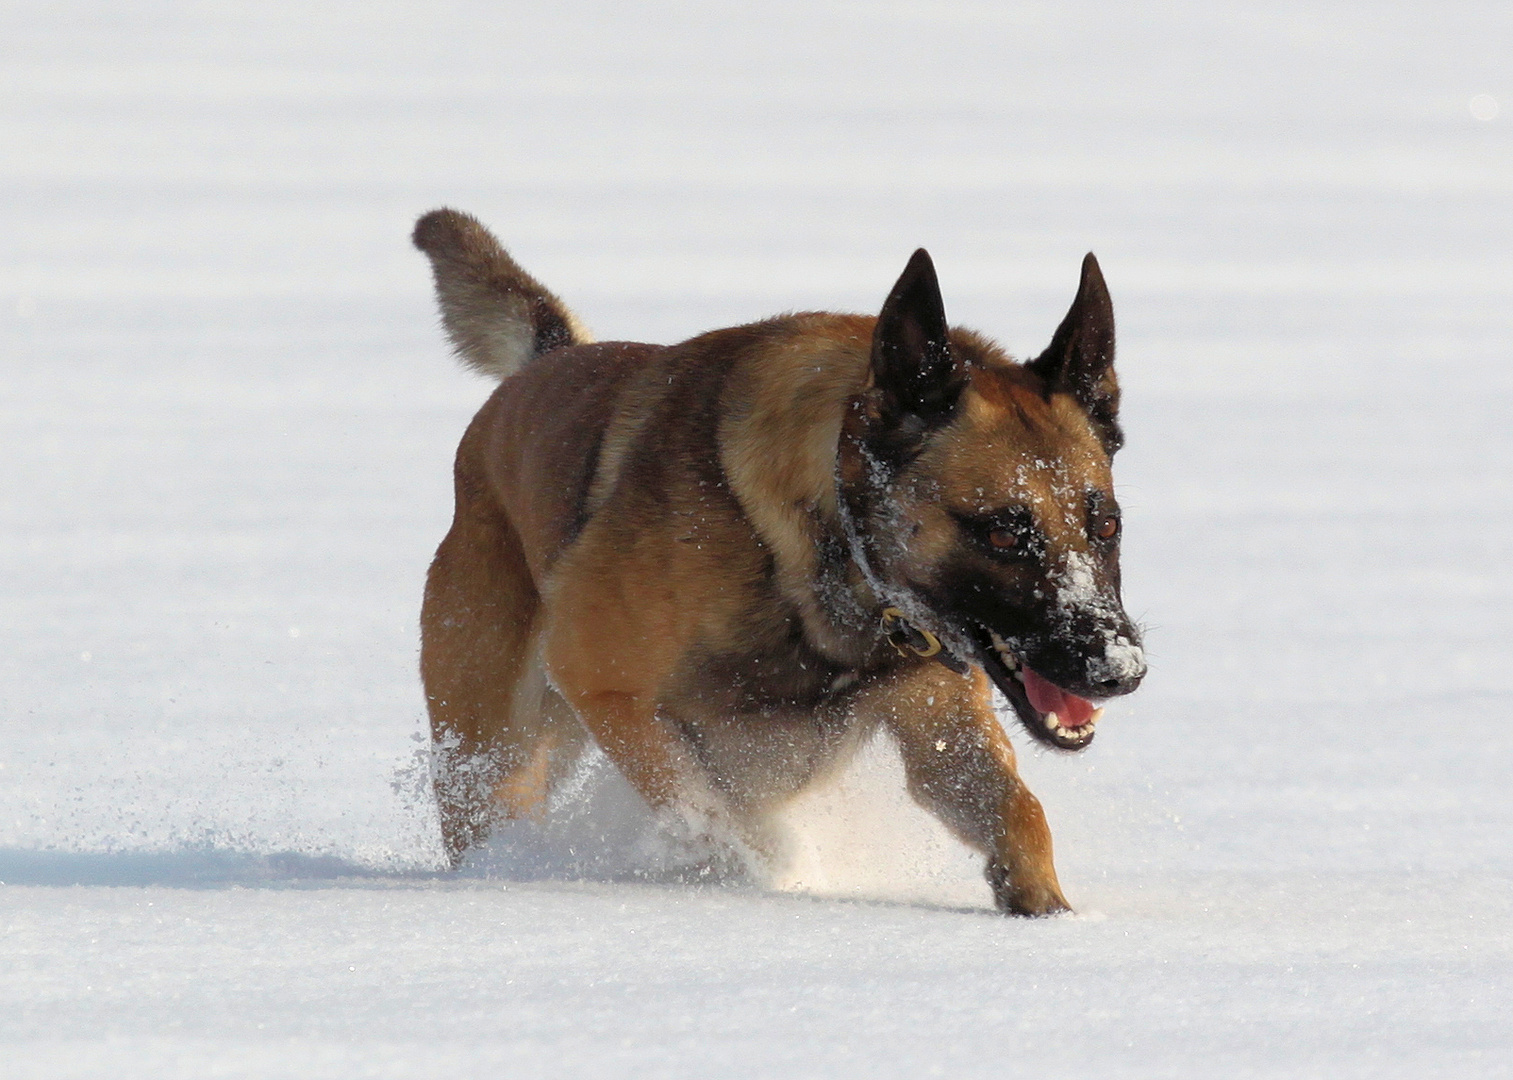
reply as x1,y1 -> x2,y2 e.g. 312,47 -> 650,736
988,631 -> 1020,668
1089,708 -> 1104,724
1013,670 -> 1025,683
1043,711 -> 1060,731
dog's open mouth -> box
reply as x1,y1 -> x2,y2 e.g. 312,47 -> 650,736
978,629 -> 1103,751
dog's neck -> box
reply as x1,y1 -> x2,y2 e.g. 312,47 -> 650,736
829,430 -> 971,676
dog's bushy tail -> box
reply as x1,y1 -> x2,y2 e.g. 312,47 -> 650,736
412,208 -> 593,379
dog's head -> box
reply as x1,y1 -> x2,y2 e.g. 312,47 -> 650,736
842,249 -> 1146,750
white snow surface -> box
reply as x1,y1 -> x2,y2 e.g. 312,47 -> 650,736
3,1 -> 1512,1076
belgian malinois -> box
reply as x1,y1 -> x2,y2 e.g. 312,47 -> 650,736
413,209 -> 1145,915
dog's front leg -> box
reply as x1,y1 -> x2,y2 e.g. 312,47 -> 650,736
864,664 -> 1070,916
540,559 -> 762,869
568,691 -> 705,808
560,688 -> 756,864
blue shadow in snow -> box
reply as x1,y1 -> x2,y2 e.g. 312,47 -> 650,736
0,848 -> 439,888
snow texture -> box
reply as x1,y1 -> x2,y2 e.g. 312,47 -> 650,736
2,1 -> 1511,1076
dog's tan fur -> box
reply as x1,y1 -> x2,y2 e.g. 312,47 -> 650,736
414,208 -> 1144,914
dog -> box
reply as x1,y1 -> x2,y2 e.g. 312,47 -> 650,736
412,209 -> 1146,915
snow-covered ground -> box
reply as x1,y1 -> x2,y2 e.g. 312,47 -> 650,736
2,2 -> 1510,1076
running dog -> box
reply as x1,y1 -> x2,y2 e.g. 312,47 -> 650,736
413,209 -> 1145,914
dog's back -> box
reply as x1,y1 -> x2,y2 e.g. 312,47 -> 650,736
414,209 -> 874,584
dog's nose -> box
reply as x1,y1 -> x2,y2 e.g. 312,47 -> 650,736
1088,639 -> 1146,697
1093,670 -> 1144,696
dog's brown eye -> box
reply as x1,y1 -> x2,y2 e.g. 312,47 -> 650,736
1095,515 -> 1118,540
988,528 -> 1019,549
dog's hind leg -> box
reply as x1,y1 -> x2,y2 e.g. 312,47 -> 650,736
495,661 -> 589,819
421,510 -> 549,868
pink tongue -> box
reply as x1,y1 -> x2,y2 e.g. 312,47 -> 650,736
1021,667 -> 1098,728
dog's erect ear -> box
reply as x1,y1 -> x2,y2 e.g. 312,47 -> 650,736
870,249 -> 968,432
1027,253 -> 1123,454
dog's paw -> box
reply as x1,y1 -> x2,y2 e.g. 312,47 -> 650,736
634,805 -> 762,885
986,860 -> 1072,917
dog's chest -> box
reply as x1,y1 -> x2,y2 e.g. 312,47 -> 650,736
680,615 -> 878,713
